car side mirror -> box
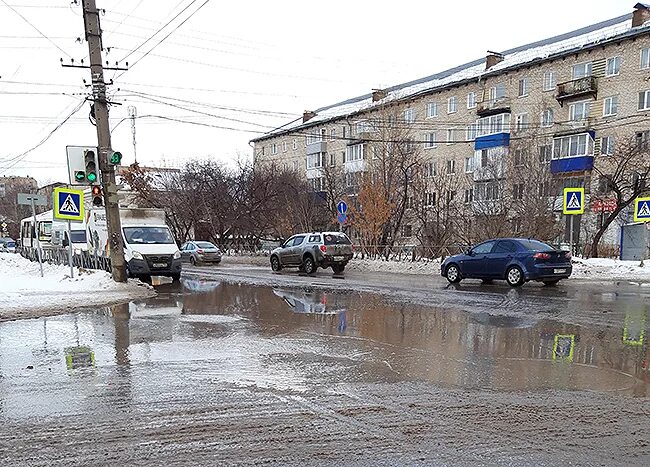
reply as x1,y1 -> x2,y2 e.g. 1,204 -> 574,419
466,248 -> 474,256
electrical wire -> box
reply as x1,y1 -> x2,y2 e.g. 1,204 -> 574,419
0,0 -> 73,59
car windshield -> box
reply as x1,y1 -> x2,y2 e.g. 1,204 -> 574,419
70,231 -> 87,243
6,241 -> 15,247
196,241 -> 217,249
323,234 -> 351,245
518,239 -> 554,251
123,227 -> 175,244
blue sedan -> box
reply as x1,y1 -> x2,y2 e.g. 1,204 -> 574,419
441,238 -> 572,287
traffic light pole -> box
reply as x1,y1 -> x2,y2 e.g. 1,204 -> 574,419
82,0 -> 127,282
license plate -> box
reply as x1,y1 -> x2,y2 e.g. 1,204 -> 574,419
153,263 -> 167,268
334,256 -> 344,261
553,268 -> 566,274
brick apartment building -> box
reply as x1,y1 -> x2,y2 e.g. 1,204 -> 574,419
251,4 -> 650,252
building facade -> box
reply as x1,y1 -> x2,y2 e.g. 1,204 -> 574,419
252,4 -> 650,253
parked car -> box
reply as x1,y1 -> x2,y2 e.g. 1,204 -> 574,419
441,238 -> 572,287
270,232 -> 353,274
180,240 -> 222,265
0,238 -> 16,253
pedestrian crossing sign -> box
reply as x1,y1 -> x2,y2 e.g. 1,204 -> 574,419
54,187 -> 84,221
563,187 -> 584,215
633,197 -> 650,223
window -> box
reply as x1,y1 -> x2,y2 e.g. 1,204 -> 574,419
306,152 -> 324,169
346,144 -> 364,162
539,145 -> 552,163
518,78 -> 529,97
404,108 -> 415,123
342,126 -> 346,138
261,146 -> 265,155
569,101 -> 590,121
472,241 -> 496,254
467,92 -> 477,109
476,113 -> 510,136
446,129 -> 454,144
513,183 -> 525,200
572,62 -> 592,79
467,123 -> 478,141
464,188 -> 473,204
330,128 -> 336,140
538,181 -> 551,197
446,159 -> 456,174
464,156 -> 474,173
494,240 -> 518,253
447,96 -> 457,113
308,235 -> 321,243
271,143 -> 278,155
600,136 -> 614,155
330,153 -> 337,165
552,133 -> 591,159
426,102 -> 438,118
603,96 -> 618,117
638,90 -> 650,110
635,131 -> 649,149
424,132 -> 437,149
282,141 -> 287,152
513,149 -> 526,167
402,224 -> 412,238
489,83 -> 506,103
543,70 -> 556,91
606,56 -> 621,76
292,139 -> 297,150
446,190 -> 456,203
641,48 -> 650,69
515,113 -> 529,132
541,109 -> 554,127
597,175 -> 614,194
425,192 -> 436,207
356,120 -> 376,134
425,161 -> 437,178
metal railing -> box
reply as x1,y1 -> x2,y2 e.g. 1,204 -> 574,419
20,247 -> 112,272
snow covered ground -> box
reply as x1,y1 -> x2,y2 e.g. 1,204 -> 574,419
0,253 -> 155,321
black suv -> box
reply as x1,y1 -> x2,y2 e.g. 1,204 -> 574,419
270,232 -> 353,274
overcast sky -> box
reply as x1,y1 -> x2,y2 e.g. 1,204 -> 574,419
0,0 -> 631,184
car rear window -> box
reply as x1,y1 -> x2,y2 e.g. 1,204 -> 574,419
324,234 -> 351,245
196,241 -> 216,249
518,239 -> 553,251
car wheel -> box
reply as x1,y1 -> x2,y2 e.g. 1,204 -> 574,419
190,256 -> 196,266
270,255 -> 282,272
332,264 -> 345,274
445,264 -> 461,283
543,279 -> 560,286
171,273 -> 181,281
506,266 -> 525,287
302,256 -> 316,275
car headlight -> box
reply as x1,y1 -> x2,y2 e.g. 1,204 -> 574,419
173,250 -> 181,259
132,251 -> 143,260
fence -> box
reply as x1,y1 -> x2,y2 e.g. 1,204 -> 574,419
20,247 -> 112,272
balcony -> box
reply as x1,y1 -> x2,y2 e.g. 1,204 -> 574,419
306,141 -> 327,155
555,77 -> 597,105
476,97 -> 511,117
474,132 -> 510,150
550,156 -> 594,174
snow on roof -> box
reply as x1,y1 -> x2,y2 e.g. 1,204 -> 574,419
253,11 -> 648,142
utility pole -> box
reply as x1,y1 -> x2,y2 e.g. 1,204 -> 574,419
128,106 -> 137,164
81,0 -> 127,282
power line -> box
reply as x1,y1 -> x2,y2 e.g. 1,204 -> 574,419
0,0 -> 73,59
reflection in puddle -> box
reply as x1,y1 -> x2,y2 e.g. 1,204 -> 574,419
0,281 -> 648,419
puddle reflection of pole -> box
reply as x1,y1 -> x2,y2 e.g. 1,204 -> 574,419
338,309 -> 347,333
112,303 -> 131,366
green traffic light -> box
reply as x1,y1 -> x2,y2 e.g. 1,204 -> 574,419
74,171 -> 85,182
110,151 -> 122,165
87,172 -> 97,182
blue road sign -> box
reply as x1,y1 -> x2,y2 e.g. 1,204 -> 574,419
563,188 -> 584,215
337,212 -> 347,224
54,187 -> 84,221
337,200 -> 348,215
634,197 -> 650,223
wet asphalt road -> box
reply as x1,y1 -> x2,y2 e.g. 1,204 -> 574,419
1,270 -> 649,465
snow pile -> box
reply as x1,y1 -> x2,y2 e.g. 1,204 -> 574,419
0,253 -> 154,318
349,257 -> 441,275
570,257 -> 650,282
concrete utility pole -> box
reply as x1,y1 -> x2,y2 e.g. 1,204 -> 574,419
81,0 -> 127,282
128,106 -> 137,164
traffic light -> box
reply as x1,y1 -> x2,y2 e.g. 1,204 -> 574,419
84,149 -> 98,184
74,170 -> 85,182
109,151 -> 122,165
91,185 -> 103,206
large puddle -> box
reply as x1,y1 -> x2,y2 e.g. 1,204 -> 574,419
1,279 -> 648,419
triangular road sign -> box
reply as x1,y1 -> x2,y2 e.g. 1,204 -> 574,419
60,194 -> 80,214
567,193 -> 581,210
638,201 -> 650,217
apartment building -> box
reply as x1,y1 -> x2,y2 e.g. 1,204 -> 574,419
252,4 -> 650,249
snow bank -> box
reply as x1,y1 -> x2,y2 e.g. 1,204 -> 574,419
570,257 -> 650,282
0,253 -> 154,320
348,257 -> 441,275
